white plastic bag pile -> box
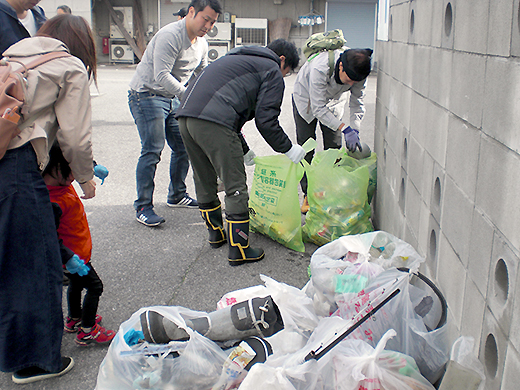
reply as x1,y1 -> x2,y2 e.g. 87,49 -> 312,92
95,306 -> 228,389
96,231 -> 454,390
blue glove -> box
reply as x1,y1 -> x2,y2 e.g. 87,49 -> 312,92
94,164 -> 109,185
342,126 -> 362,152
124,329 -> 144,346
66,254 -> 90,276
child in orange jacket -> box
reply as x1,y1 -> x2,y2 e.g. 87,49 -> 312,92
43,142 -> 115,346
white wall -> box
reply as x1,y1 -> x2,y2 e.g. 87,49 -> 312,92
374,0 -> 520,388
39,0 -> 91,25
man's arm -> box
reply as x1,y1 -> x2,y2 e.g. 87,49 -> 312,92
254,69 -> 293,154
348,79 -> 366,130
152,30 -> 187,98
308,62 -> 343,131
54,60 -> 94,186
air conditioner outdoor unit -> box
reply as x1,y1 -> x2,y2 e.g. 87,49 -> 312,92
110,6 -> 133,39
110,41 -> 134,63
234,18 -> 268,47
206,22 -> 232,41
208,42 -> 229,62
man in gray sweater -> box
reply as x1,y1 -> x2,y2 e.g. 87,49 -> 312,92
128,0 -> 221,227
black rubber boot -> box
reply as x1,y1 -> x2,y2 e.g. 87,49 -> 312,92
140,295 -> 284,343
226,214 -> 264,266
199,202 -> 226,248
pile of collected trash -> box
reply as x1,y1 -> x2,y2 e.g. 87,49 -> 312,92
95,231 -> 484,390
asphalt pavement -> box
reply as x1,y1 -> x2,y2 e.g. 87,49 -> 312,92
0,64 -> 376,390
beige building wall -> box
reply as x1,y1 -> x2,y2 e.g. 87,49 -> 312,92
39,0 -> 91,25
37,0 -> 329,63
374,0 -> 520,388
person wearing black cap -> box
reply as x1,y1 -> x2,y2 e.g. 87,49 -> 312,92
173,7 -> 187,20
292,47 -> 372,213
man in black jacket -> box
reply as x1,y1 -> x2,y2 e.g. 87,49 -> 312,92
0,0 -> 46,54
176,39 -> 305,266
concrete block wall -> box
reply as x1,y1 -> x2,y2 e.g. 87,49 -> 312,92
374,0 -> 520,388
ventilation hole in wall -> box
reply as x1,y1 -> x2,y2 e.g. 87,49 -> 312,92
399,178 -> 406,212
494,259 -> 509,305
445,3 -> 453,37
385,116 -> 389,132
429,229 -> 437,261
410,9 -> 415,34
383,144 -> 387,164
403,138 -> 408,161
389,15 -> 393,40
484,333 -> 498,379
433,177 -> 441,208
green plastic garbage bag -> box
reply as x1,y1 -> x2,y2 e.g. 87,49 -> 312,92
303,148 -> 374,246
339,150 -> 377,204
249,154 -> 305,252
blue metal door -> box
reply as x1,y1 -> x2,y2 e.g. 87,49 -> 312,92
326,1 -> 376,50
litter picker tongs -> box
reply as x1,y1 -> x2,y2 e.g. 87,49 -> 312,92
304,277 -> 402,362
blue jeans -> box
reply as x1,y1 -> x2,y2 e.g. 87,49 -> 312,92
128,90 -> 189,210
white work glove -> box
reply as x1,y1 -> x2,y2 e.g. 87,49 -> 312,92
244,149 -> 256,166
284,144 -> 306,164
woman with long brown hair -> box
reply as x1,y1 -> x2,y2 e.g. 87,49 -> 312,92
0,14 -> 97,384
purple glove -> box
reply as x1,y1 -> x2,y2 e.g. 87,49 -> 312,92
342,126 -> 362,152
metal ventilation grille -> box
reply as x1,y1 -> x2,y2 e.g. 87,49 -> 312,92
235,28 -> 267,46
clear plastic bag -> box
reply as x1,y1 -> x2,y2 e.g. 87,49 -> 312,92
238,321 -> 434,390
332,268 -> 449,384
306,231 -> 426,317
238,360 -> 320,390
95,306 -> 228,390
440,336 -> 486,390
320,329 -> 437,390
216,285 -> 269,310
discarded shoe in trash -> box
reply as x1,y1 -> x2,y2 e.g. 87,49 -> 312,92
140,296 -> 284,343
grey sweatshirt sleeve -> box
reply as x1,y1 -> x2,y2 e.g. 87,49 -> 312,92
308,60 -> 343,131
152,29 -> 187,98
348,79 -> 366,130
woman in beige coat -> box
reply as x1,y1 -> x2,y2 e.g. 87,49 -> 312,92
0,14 -> 97,384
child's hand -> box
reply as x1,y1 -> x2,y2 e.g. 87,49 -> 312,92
94,164 -> 109,184
79,180 -> 96,199
66,255 -> 90,276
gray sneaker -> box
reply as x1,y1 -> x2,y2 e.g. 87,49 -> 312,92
136,206 -> 165,226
